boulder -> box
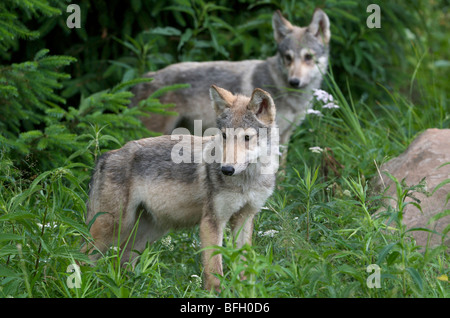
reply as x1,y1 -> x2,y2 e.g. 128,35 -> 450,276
374,128 -> 450,247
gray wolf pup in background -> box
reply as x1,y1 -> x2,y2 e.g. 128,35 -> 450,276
130,9 -> 330,146
84,85 -> 279,291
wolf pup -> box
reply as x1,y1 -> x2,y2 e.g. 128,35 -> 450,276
130,9 -> 330,146
84,85 -> 279,291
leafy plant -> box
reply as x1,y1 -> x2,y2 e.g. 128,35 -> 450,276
212,238 -> 286,297
0,0 -> 448,299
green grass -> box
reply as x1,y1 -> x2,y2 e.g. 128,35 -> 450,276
0,15 -> 449,298
1,75 -> 449,299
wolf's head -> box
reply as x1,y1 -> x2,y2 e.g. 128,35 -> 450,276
272,9 -> 330,89
209,85 -> 278,176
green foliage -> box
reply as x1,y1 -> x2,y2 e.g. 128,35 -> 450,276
216,242 -> 285,298
1,69 -> 184,172
7,0 -> 443,100
0,163 -> 90,297
0,0 -> 188,173
0,0 -> 64,54
0,0 -> 448,299
1,49 -> 75,148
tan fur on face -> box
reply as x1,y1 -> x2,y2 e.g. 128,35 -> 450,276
230,95 -> 252,123
211,85 -> 276,126
210,85 -> 251,123
212,85 -> 236,106
291,26 -> 307,40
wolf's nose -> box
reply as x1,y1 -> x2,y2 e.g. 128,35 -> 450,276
221,166 -> 235,176
289,78 -> 300,87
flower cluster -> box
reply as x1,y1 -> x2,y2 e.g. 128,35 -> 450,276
257,229 -> 279,238
306,109 -> 323,117
190,274 -> 202,289
313,88 -> 334,103
306,89 -> 339,117
309,146 -> 324,153
161,235 -> 174,251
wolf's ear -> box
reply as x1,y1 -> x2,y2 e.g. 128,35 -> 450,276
248,88 -> 276,125
307,9 -> 331,45
272,10 -> 294,43
210,85 -> 234,114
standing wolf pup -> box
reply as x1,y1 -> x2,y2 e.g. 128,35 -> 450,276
85,85 -> 279,291
130,9 -> 330,145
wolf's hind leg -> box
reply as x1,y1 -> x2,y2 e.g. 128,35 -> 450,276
83,204 -> 137,263
82,212 -> 118,262
120,210 -> 168,265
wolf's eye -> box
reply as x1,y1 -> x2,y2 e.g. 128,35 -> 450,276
245,135 -> 250,141
285,54 -> 292,64
222,132 -> 226,140
304,53 -> 313,61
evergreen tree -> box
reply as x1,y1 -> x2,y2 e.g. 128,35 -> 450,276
0,0 -> 183,172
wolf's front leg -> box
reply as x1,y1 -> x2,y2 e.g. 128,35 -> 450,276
230,204 -> 257,248
199,214 -> 225,292
229,205 -> 257,281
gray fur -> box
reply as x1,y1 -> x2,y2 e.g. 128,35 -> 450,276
130,9 -> 331,146
84,86 -> 279,291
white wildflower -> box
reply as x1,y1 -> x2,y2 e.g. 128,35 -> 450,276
190,239 -> 200,249
258,229 -> 279,238
306,109 -> 323,117
161,235 -> 174,251
37,223 -> 57,229
190,274 -> 202,288
309,146 -> 323,153
313,89 -> 334,103
322,102 -> 339,109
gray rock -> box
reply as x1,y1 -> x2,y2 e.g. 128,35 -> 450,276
374,128 -> 450,247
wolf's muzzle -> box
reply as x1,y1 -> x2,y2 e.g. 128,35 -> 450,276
288,78 -> 300,87
221,166 -> 235,176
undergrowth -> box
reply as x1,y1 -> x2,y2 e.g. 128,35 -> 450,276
0,0 -> 449,298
